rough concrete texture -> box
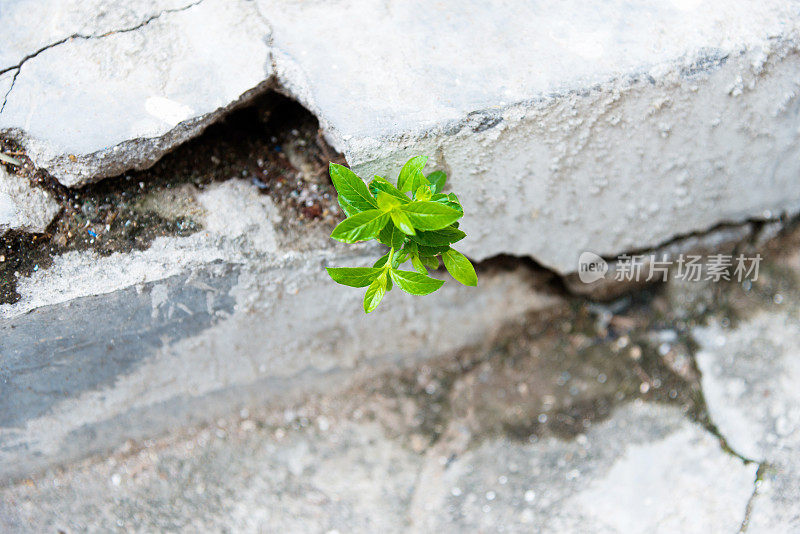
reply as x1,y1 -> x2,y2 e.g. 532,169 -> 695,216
0,179 -> 561,482
2,1 -> 800,271
565,222 -> 757,299
0,165 -> 59,235
0,401 -> 756,532
693,257 -> 800,532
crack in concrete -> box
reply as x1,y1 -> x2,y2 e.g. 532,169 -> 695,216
0,0 -> 205,115
738,462 -> 769,533
251,2 -> 278,76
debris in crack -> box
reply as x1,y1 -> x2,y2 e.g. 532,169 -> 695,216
0,91 -> 343,305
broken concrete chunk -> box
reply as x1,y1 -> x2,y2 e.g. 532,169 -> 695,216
0,166 -> 59,235
0,0 -> 273,186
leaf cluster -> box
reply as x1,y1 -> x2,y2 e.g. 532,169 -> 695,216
327,156 -> 477,313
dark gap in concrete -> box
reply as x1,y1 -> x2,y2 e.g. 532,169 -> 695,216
0,91 -> 344,304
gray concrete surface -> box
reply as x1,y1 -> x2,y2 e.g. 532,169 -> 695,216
2,1 -> 800,270
0,386 -> 758,533
4,223 -> 800,531
0,402 -> 758,533
2,3 -> 800,525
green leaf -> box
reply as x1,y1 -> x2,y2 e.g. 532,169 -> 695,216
420,255 -> 439,270
410,170 -> 431,194
447,192 -> 463,210
400,201 -> 462,231
430,193 -> 463,214
389,269 -> 444,296
377,220 -> 394,247
427,170 -> 447,194
410,255 -> 427,275
397,156 -> 428,193
364,273 -> 388,313
390,223 -> 407,248
330,163 -> 378,212
390,210 -> 416,235
331,210 -> 389,243
376,191 -> 401,212
414,184 -> 432,201
378,220 -> 408,248
338,197 -> 359,217
369,176 -> 409,203
325,156 -> 475,313
417,244 -> 451,256
327,267 -> 383,287
373,253 -> 389,268
410,225 -> 466,247
442,248 -> 478,286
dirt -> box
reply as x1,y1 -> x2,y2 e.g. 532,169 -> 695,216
0,91 -> 344,305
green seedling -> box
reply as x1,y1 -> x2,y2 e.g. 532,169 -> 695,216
326,155 -> 477,313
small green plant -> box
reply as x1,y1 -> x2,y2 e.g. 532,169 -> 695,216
326,155 -> 477,313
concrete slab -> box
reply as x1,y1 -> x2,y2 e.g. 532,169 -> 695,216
0,0 -> 272,186
0,0 -> 194,70
0,179 -> 561,482
3,0 -> 800,496
413,403 -> 754,533
0,402 -> 756,533
2,0 -> 800,271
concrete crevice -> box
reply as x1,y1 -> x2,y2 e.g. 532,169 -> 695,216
0,88 -> 342,305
